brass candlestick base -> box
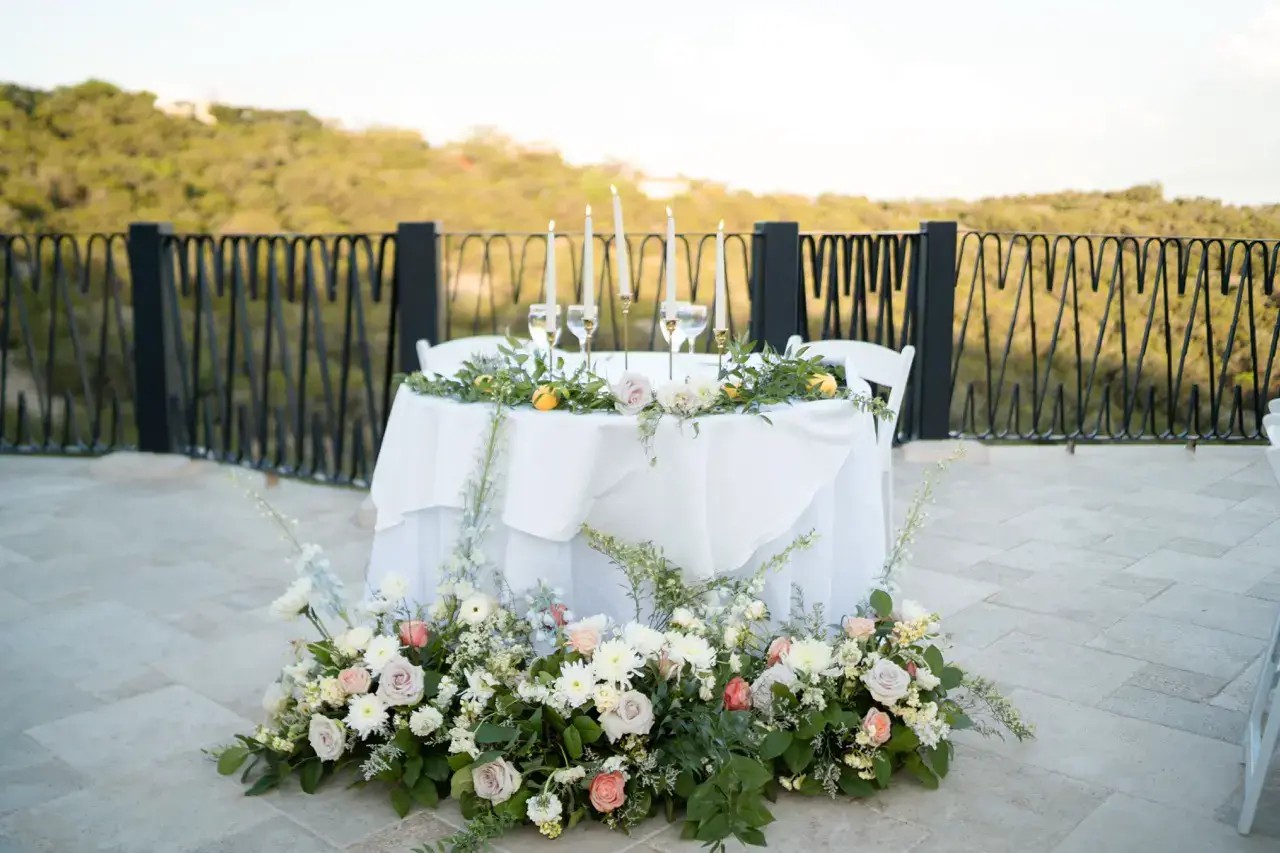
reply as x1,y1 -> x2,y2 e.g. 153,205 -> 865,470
619,293 -> 633,370
714,327 -> 728,376
583,316 -> 596,371
664,316 -> 679,380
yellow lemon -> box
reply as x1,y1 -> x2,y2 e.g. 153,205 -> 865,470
473,374 -> 494,392
532,385 -> 559,411
723,382 -> 742,401
808,373 -> 837,397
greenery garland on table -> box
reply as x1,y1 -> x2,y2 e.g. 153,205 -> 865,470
210,379 -> 1031,853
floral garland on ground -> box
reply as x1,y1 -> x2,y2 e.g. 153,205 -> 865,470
211,394 -> 1031,852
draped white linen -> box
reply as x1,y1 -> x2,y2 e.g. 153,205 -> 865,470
366,376 -> 886,623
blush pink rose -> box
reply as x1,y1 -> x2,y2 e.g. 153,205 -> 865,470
723,676 -> 752,711
843,617 -> 877,639
589,771 -> 627,813
611,371 -> 655,415
861,708 -> 892,746
549,603 -> 569,627
338,666 -> 371,695
566,615 -> 606,656
398,620 -> 430,648
766,637 -> 792,667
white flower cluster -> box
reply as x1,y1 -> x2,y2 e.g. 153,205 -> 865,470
655,377 -> 719,417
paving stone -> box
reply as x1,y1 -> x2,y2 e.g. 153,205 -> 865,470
1121,550 -> 1276,594
989,575 -> 1151,627
1216,766 -> 1280,840
488,814 -> 672,852
190,816 -> 340,853
1097,573 -> 1171,597
1103,487 -> 1239,519
152,626 -> 298,719
1087,614 -> 1265,676
898,568 -> 1000,618
1053,791 -> 1277,852
1092,532 -> 1227,559
902,533 -> 1004,573
0,756 -> 84,818
25,685 -> 252,777
943,602 -> 1100,649
985,540 -> 1134,580
0,665 -> 100,738
1247,579 -> 1280,603
968,689 -> 1242,815
1210,657 -> 1263,712
1197,480 -> 1267,502
264,770 -> 406,847
964,632 -> 1144,705
1099,684 -> 1248,743
346,810 -> 460,852
1127,663 -> 1230,702
0,588 -> 30,626
955,561 -> 1034,586
1135,584 -> 1279,639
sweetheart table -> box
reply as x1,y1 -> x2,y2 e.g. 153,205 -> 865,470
365,355 -> 886,623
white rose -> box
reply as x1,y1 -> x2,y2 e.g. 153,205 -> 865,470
308,714 -> 345,761
472,757 -> 523,804
611,371 -> 655,415
336,625 -> 374,657
862,658 -> 912,705
914,665 -> 942,691
622,622 -> 666,658
379,573 -> 410,602
262,682 -> 288,717
750,664 -> 799,717
744,600 -> 767,621
269,577 -> 313,619
409,705 -> 444,737
600,690 -> 655,742
460,594 -> 496,625
376,656 -> 426,706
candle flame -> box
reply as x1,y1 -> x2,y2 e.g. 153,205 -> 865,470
610,184 -> 617,195
585,204 -> 591,216
718,219 -> 725,231
666,206 -> 673,217
548,220 -> 555,231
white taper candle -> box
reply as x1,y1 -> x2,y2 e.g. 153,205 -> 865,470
611,185 -> 630,298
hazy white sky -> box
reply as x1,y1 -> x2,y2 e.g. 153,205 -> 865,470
6,0 -> 1280,203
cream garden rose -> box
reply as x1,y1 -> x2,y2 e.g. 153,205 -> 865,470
472,757 -> 523,804
862,657 -> 912,704
376,656 -> 425,706
600,690 -> 655,742
308,714 -> 345,761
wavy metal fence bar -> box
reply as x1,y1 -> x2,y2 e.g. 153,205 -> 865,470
954,232 -> 1280,441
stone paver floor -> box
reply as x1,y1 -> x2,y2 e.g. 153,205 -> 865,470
0,444 -> 1278,852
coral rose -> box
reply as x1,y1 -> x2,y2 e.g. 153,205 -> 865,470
532,385 -> 559,411
548,603 -> 569,627
808,373 -> 838,397
861,708 -> 892,746
588,771 -> 627,813
398,620 -> 429,648
766,636 -> 792,667
337,666 -> 371,695
723,676 -> 752,711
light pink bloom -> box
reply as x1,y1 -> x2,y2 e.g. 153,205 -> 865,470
861,708 -> 892,746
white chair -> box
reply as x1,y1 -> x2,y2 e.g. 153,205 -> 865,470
786,336 -> 916,553
416,336 -> 513,375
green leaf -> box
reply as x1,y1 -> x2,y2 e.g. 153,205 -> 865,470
873,752 -> 892,787
685,782 -> 722,822
567,807 -> 587,830
390,785 -> 413,818
411,776 -> 439,808
423,754 -> 451,782
870,589 -> 893,618
473,722 -> 518,744
735,791 -> 775,827
940,666 -> 964,690
758,730 -> 793,761
796,710 -> 826,740
244,772 -> 279,796
726,756 -> 773,791
299,759 -> 322,794
923,744 -> 950,778
571,715 -> 603,744
393,727 -> 422,757
680,820 -> 699,840
737,827 -> 768,847
923,645 -> 945,674
904,754 -> 940,790
450,768 -> 475,800
675,771 -> 696,799
783,737 -> 814,775
563,724 -> 583,759
447,753 -> 473,772
838,768 -> 876,798
949,711 -> 975,730
217,746 -> 250,776
403,755 -> 423,788
695,813 -> 732,842
886,726 -> 920,753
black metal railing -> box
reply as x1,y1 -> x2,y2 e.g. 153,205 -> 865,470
953,232 -> 1280,441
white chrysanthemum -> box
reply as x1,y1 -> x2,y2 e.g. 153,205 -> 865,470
666,632 -> 716,672
269,577 -> 313,619
785,638 -> 834,676
344,693 -> 388,739
526,791 -> 563,826
363,637 -> 401,674
689,376 -> 719,406
459,594 -> 496,625
591,639 -> 643,685
723,625 -> 741,648
409,705 -> 444,737
335,625 -> 374,657
379,573 -> 410,602
554,660 -> 597,707
622,622 -> 666,658
262,682 -> 288,717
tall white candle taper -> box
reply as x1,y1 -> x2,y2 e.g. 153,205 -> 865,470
665,207 -> 676,304
583,205 -> 594,317
611,185 -> 630,298
715,219 -> 726,329
546,219 -> 557,314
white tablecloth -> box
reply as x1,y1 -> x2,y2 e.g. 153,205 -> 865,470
366,374 -> 886,623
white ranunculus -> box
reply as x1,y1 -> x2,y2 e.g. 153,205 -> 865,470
622,622 -> 666,658
862,658 -> 912,705
784,638 -> 834,676
409,705 -> 444,737
376,656 -> 425,706
472,757 -> 523,804
459,594 -> 496,625
750,664 -> 799,717
600,690 -> 655,742
344,693 -> 389,739
914,665 -> 942,691
611,371 -> 655,415
363,636 -> 401,674
308,714 -> 345,761
335,625 -> 374,657
379,573 -> 410,602
269,577 -> 313,619
262,682 -> 289,717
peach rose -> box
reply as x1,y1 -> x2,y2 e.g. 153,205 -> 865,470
398,620 -> 430,649
566,615 -> 607,656
766,637 -> 792,667
338,666 -> 371,695
723,676 -> 752,711
843,617 -> 877,639
861,708 -> 892,746
588,771 -> 627,813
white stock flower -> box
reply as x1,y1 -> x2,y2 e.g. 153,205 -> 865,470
785,638 -> 835,676
344,693 -> 389,739
622,622 -> 666,658
335,625 -> 374,657
600,691 -> 655,742
861,658 -> 912,705
362,637 -> 401,674
517,680 -> 551,705
262,682 -> 288,717
269,577 -> 313,619
666,632 -> 715,672
527,791 -> 563,825
914,665 -> 942,691
428,599 -> 450,621
592,639 -> 643,685
729,652 -> 742,673
319,677 -> 346,707
379,573 -> 410,602
551,766 -> 586,785
553,660 -> 597,708
434,676 -> 459,707
750,664 -> 799,717
362,596 -> 391,616
282,660 -> 314,686
308,714 -> 345,761
459,594 -> 497,625
409,705 -> 445,737
472,758 -> 522,804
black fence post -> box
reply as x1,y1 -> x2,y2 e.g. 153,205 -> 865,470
126,222 -> 176,453
913,220 -> 958,440
750,221 -> 801,351
396,221 -> 443,373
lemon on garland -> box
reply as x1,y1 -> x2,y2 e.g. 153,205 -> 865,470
473,374 -> 495,393
722,382 -> 742,401
808,373 -> 837,397
532,385 -> 560,411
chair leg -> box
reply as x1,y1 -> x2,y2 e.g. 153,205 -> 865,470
882,469 -> 894,557
1239,611 -> 1280,834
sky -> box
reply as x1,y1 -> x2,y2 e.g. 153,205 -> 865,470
6,0 -> 1280,204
